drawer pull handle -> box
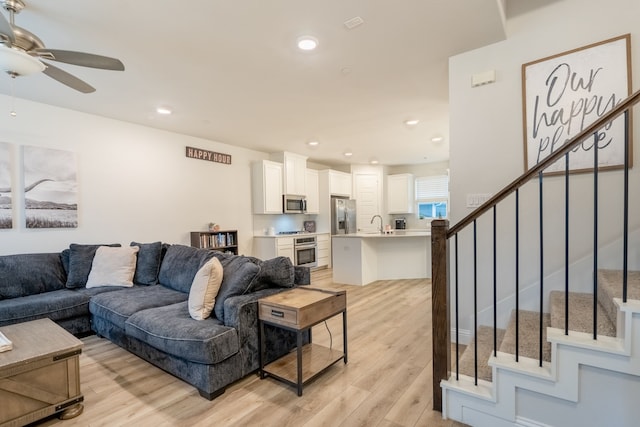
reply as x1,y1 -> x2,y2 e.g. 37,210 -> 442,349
271,310 -> 285,318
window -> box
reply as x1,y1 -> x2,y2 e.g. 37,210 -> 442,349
416,175 -> 449,219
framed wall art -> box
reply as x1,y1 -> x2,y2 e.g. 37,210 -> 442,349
23,145 -> 78,229
522,34 -> 632,174
0,142 -> 12,229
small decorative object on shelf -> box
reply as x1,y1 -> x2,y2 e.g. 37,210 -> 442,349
208,222 -> 221,232
191,230 -> 238,255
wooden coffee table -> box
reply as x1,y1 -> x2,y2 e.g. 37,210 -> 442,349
258,287 -> 347,396
0,318 -> 84,427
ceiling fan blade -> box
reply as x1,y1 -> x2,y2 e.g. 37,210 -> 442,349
0,12 -> 15,44
42,62 -> 95,93
34,48 -> 124,71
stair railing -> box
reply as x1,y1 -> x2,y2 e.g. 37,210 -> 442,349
431,88 -> 640,412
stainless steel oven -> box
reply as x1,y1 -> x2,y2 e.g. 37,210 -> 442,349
293,235 -> 317,268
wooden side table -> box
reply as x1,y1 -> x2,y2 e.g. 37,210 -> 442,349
258,287 -> 347,396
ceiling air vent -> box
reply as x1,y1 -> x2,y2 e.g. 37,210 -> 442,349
344,16 -> 364,30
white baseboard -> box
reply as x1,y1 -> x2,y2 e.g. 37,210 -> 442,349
451,327 -> 472,345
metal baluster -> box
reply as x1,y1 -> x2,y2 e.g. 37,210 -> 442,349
593,132 -> 599,341
539,171 -> 544,367
493,206 -> 497,357
455,233 -> 459,381
473,220 -> 478,385
623,110 -> 629,303
515,189 -> 520,362
565,152 -> 570,336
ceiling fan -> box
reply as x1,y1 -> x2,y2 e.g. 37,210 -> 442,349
0,0 -> 124,93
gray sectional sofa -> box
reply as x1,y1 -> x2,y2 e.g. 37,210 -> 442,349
0,242 -> 309,399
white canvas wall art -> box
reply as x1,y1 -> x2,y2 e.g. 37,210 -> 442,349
0,142 -> 12,229
23,145 -> 78,228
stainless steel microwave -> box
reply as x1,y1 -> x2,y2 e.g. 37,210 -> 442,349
283,194 -> 307,213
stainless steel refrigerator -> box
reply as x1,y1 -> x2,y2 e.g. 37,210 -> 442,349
331,197 -> 357,234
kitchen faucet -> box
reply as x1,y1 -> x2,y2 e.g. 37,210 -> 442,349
370,214 -> 383,233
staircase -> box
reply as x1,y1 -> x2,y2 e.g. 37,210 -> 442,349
443,269 -> 640,426
431,90 -> 640,426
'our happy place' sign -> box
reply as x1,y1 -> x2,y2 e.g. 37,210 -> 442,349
522,34 -> 631,173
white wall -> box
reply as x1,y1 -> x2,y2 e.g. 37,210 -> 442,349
0,95 -> 268,256
449,0 -> 640,331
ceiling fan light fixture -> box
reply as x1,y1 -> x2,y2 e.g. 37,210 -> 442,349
0,45 -> 44,76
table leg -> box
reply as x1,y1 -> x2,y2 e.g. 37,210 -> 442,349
297,330 -> 303,396
259,320 -> 265,379
343,309 -> 348,364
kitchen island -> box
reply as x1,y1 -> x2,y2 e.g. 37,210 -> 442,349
331,231 -> 431,286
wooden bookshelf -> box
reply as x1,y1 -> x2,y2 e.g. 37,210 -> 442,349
190,230 -> 238,255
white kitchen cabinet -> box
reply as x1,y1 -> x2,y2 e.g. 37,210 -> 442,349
270,152 -> 307,196
305,169 -> 319,214
320,170 -> 352,197
253,236 -> 294,264
276,237 -> 294,263
251,160 -> 283,214
316,233 -> 330,267
387,173 -> 414,214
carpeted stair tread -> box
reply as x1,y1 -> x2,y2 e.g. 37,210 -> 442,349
458,325 -> 506,382
499,310 -> 551,362
549,291 -> 616,337
598,269 -> 640,326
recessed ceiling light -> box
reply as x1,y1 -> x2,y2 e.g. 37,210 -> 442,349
156,106 -> 172,115
370,159 -> 379,165
297,36 -> 318,51
431,135 -> 444,143
404,119 -> 420,126
344,150 -> 353,157
308,140 -> 319,146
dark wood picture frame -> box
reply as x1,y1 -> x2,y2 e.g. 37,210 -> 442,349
522,34 -> 632,174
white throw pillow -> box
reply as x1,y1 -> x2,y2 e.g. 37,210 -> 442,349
86,245 -> 140,288
189,257 -> 223,320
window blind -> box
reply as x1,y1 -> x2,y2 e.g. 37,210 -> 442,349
416,175 -> 448,200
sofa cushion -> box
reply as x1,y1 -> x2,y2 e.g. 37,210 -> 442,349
125,301 -> 239,365
130,241 -> 163,285
158,245 -> 215,294
247,256 -> 295,292
0,289 -> 90,325
189,257 -> 223,320
89,285 -> 188,330
212,255 -> 260,320
86,246 -> 139,288
0,253 -> 67,299
66,243 -> 121,289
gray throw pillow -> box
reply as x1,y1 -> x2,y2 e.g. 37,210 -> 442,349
213,255 -> 260,320
0,253 -> 67,298
158,245 -> 215,293
248,256 -> 295,292
130,241 -> 163,285
65,243 -> 121,289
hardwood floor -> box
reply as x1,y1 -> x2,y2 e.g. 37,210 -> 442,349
33,269 -> 465,427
